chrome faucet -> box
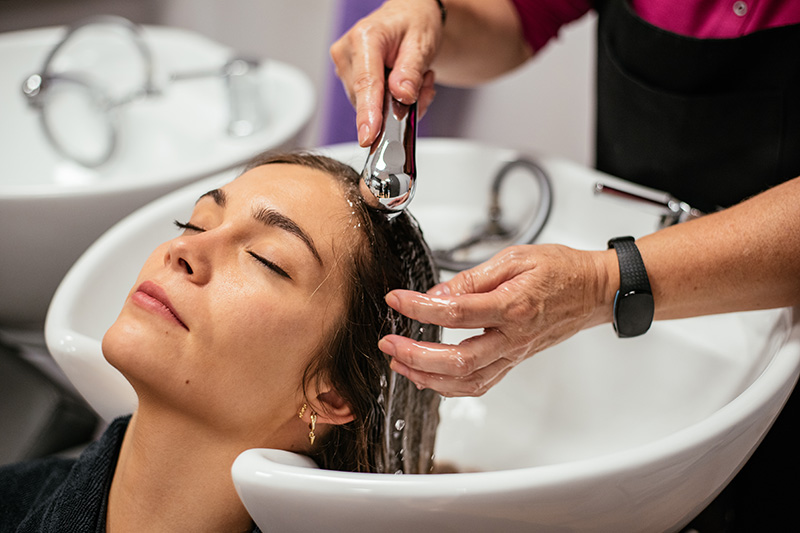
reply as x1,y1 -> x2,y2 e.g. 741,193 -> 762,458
169,56 -> 267,138
23,15 -> 157,99
593,182 -> 704,228
21,15 -> 266,167
21,15 -> 156,167
432,158 -> 552,271
360,88 -> 417,217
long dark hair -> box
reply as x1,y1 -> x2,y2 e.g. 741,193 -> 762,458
244,151 -> 441,474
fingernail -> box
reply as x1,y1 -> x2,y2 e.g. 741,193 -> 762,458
385,292 -> 400,310
358,123 -> 370,146
379,337 -> 396,357
400,80 -> 417,102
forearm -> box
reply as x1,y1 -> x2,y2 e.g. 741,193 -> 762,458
599,177 -> 800,323
433,0 -> 534,86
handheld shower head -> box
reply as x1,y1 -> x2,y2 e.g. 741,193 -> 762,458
360,89 -> 417,218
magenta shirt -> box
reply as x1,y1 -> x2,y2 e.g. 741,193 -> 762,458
510,0 -> 800,51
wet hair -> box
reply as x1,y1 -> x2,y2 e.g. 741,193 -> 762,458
243,151 -> 441,474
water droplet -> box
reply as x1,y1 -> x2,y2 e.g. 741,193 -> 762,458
395,419 -> 405,431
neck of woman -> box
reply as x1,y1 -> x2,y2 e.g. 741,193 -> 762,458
105,405 -> 255,533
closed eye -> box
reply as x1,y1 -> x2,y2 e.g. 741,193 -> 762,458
248,252 -> 292,280
174,220 -> 291,279
174,220 -> 205,233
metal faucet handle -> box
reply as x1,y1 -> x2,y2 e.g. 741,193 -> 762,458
360,89 -> 417,217
594,182 -> 704,228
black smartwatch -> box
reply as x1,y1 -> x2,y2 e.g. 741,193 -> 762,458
608,236 -> 654,338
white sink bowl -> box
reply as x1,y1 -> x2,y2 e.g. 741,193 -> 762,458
45,139 -> 800,532
0,23 -> 314,335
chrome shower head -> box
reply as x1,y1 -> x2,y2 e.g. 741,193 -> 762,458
360,89 -> 417,218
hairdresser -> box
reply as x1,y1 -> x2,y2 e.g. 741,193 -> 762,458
332,0 -> 800,529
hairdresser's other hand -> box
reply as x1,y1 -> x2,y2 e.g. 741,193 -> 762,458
379,245 -> 616,397
330,0 -> 443,147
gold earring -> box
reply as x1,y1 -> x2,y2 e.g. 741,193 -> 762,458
298,403 -> 317,445
309,412 -> 317,445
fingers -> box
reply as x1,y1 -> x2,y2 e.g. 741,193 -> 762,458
331,27 -> 386,146
330,1 -> 444,146
387,27 -> 438,104
382,330 -> 522,397
385,289 -> 507,329
390,358 -> 509,397
386,247 -> 537,329
380,244 -> 605,398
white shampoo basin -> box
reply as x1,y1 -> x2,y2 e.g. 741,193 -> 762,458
1,22 -> 314,337
45,139 -> 800,532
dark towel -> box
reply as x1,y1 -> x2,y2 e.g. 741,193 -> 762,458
0,416 -> 129,532
0,415 -> 263,533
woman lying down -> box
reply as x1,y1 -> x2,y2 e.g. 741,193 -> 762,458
0,152 -> 441,532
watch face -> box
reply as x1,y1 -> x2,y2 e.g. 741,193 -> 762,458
614,291 -> 654,338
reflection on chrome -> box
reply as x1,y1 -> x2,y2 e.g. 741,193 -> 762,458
360,87 -> 417,217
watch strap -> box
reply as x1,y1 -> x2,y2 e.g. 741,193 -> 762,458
608,237 -> 651,295
608,236 -> 654,337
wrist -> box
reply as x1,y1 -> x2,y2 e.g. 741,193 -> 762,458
588,249 -> 619,327
391,0 -> 444,25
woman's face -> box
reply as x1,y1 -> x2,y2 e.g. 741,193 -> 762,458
102,163 -> 357,447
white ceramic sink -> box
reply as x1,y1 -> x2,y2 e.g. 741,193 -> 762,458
45,139 -> 800,532
0,22 -> 314,337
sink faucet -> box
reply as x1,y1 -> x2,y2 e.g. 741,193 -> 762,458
21,15 -> 156,167
169,57 -> 267,138
21,15 -> 266,168
432,158 -> 553,271
593,181 -> 704,228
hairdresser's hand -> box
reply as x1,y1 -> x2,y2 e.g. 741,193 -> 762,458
379,245 -> 617,397
330,0 -> 443,146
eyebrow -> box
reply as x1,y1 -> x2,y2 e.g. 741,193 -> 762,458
197,188 -> 323,266
198,188 -> 226,207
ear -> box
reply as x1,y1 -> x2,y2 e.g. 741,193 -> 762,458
311,388 -> 355,426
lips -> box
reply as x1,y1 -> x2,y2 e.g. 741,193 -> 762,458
132,280 -> 189,330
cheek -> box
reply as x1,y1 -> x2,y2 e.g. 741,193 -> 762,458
195,293 -> 323,400
210,299 -> 319,376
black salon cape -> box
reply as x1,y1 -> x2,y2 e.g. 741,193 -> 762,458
0,416 -> 261,533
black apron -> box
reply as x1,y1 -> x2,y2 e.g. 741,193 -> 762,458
595,1 -> 800,530
596,0 -> 800,213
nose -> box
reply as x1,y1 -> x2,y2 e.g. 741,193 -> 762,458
165,234 -> 212,284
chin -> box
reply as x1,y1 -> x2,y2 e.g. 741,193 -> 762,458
102,314 -> 176,378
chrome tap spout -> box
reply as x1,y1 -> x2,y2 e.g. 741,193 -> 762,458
360,89 -> 417,217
